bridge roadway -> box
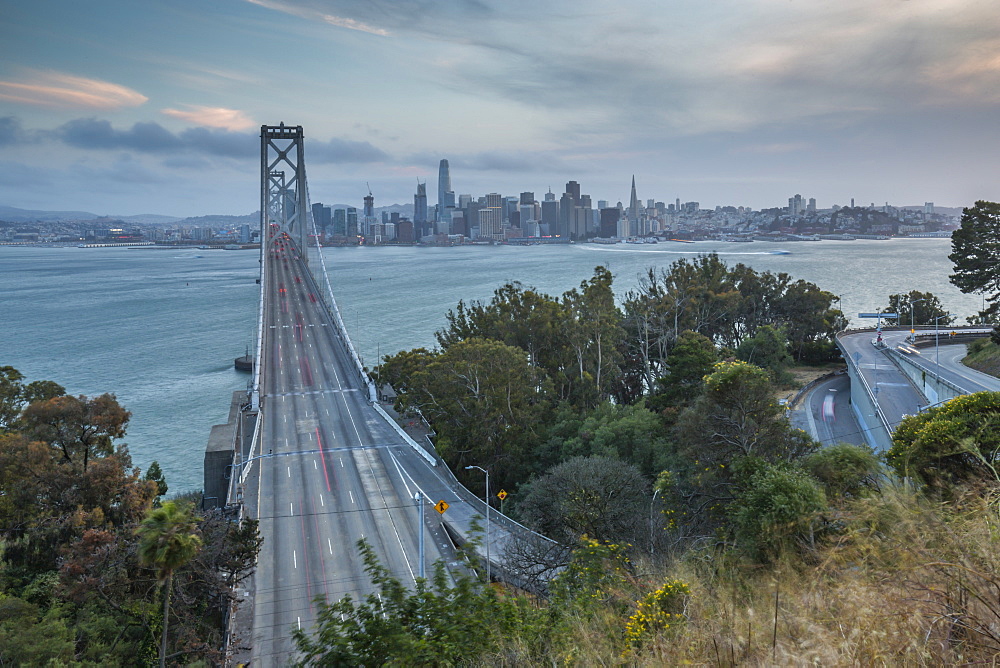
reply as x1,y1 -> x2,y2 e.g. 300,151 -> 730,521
831,327 -> 999,450
245,232 -> 476,664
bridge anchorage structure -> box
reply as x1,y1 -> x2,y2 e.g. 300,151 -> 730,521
260,123 -> 310,255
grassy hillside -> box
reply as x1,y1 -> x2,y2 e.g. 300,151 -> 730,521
963,337 -> 1000,377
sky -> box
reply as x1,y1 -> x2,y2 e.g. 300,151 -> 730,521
2,0 -> 1000,218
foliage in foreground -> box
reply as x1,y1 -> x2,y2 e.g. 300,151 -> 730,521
0,366 -> 261,666
296,482 -> 1000,666
292,538 -> 553,666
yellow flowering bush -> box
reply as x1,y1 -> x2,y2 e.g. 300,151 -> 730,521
624,579 -> 690,646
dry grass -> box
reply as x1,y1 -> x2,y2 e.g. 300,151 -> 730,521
492,485 -> 1000,666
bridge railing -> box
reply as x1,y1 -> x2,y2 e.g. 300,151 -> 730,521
304,225 -> 378,404
836,330 -> 894,451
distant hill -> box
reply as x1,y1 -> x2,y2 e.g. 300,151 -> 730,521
0,205 -> 100,222
901,205 -> 964,218
0,205 -> 183,225
176,213 -> 257,227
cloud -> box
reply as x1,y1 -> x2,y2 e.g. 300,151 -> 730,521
41,117 -> 389,165
54,118 -> 183,152
309,137 -> 390,163
433,150 -> 570,173
0,71 -> 147,110
161,106 -> 256,131
244,0 -> 1000,141
178,127 -> 256,159
732,142 -> 813,155
244,0 -> 389,35
0,117 -> 29,146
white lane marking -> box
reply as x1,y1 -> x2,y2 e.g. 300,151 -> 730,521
297,617 -> 301,630
319,494 -> 324,506
313,460 -> 317,470
349,490 -> 355,504
388,451 -> 429,502
293,550 -> 297,568
290,502 -> 294,515
340,458 -> 344,468
287,466 -> 291,478
326,409 -> 330,416
328,538 -> 333,555
284,415 -> 287,423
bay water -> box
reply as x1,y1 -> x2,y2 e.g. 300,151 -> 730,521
1,238 -> 978,493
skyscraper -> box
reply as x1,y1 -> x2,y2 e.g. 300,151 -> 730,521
438,159 -> 452,221
481,193 -> 503,239
413,181 -> 428,238
363,190 -> 375,235
629,176 -> 639,223
565,181 -> 580,204
541,199 -> 559,235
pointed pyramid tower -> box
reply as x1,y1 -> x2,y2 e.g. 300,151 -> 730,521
629,175 -> 639,222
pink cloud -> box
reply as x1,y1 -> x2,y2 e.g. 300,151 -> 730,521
0,71 -> 147,109
161,106 -> 256,131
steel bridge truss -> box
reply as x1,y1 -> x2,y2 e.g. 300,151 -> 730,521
260,124 -> 310,254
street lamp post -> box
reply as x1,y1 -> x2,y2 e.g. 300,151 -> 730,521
465,465 -> 490,583
909,297 -> 926,343
414,492 -> 425,580
934,313 -> 952,368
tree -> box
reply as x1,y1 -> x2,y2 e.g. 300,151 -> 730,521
20,393 -> 130,472
136,501 -> 202,668
735,324 -> 794,385
145,460 -> 168,498
0,366 -> 65,431
647,330 -> 717,414
294,539 -> 547,666
887,391 -> 1000,489
544,401 -> 672,476
404,337 -> 551,488
560,266 -> 626,407
803,443 -> 881,499
883,291 -> 954,327
433,268 -> 624,408
950,201 -> 1000,324
517,456 -> 649,545
676,360 -> 816,465
730,463 -> 826,561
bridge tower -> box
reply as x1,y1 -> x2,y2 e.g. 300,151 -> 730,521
260,124 -> 310,254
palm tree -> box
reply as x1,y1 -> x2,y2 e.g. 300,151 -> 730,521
137,501 -> 202,668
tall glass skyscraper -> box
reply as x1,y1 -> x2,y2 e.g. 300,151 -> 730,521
438,159 -> 453,222
413,181 -> 428,238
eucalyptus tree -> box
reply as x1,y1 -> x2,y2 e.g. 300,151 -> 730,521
950,200 -> 1000,325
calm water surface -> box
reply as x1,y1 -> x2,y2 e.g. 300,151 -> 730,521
1,238 -> 978,492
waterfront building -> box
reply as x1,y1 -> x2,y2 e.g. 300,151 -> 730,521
541,199 -> 559,234
600,207 -> 620,238
346,207 -> 358,237
481,193 -> 503,240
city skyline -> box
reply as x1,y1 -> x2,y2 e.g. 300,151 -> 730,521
3,1 -> 1000,217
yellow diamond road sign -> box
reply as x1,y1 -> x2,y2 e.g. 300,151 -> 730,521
497,489 -> 508,501
434,500 -> 449,514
